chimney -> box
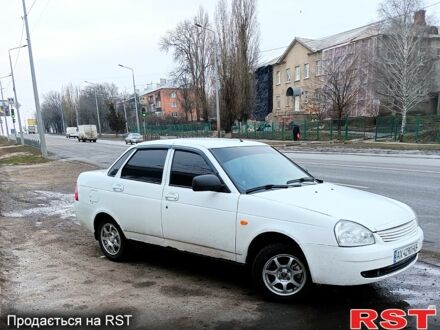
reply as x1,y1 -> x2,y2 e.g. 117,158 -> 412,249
414,10 -> 426,26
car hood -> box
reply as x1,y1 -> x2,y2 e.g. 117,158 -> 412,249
252,183 -> 415,231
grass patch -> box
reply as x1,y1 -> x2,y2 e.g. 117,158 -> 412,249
0,139 -> 48,165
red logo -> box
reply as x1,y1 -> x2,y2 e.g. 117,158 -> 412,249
350,307 -> 437,329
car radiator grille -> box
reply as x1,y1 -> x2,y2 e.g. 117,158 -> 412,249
376,220 -> 418,243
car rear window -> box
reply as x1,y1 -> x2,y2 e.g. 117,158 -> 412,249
121,149 -> 168,184
107,149 -> 135,177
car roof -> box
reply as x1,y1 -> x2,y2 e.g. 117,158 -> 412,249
136,138 -> 266,149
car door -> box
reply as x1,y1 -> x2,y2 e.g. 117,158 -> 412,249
112,147 -> 169,242
161,148 -> 239,260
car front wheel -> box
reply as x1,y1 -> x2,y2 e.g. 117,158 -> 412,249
252,243 -> 311,302
98,219 -> 127,261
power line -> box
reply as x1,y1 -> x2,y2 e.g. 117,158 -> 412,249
27,0 -> 37,14
259,46 -> 288,53
13,21 -> 25,71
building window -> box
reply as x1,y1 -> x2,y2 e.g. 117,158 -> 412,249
171,91 -> 177,98
304,91 -> 309,104
316,60 -> 323,76
172,112 -> 178,117
304,63 -> 310,79
156,101 -> 161,108
294,97 -> 300,112
275,96 -> 281,109
171,102 -> 177,108
276,71 -> 281,85
286,68 -> 291,82
294,66 -> 300,81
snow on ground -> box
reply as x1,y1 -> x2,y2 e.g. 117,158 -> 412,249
2,190 -> 77,223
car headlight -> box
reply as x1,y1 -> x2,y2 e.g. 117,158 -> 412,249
334,220 -> 375,247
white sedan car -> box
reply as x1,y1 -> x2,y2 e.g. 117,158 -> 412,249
74,139 -> 423,301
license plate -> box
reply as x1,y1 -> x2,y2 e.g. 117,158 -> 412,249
393,242 -> 418,263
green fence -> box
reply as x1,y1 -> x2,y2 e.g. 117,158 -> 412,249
231,115 -> 440,143
129,122 -> 213,140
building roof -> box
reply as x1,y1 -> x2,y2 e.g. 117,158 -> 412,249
277,22 -> 380,64
136,138 -> 265,149
139,85 -> 178,97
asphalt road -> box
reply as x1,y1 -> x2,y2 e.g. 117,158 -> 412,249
41,134 -> 440,253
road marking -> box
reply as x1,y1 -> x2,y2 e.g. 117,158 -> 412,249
300,161 -> 440,174
332,182 -> 369,189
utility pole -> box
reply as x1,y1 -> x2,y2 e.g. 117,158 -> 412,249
22,0 -> 47,157
9,45 -> 27,145
122,98 -> 128,134
84,81 -> 102,136
60,101 -> 65,133
0,78 -> 10,140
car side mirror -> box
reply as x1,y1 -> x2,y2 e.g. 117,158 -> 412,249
192,174 -> 224,192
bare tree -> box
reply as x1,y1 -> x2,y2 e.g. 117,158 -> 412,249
215,0 -> 260,131
374,0 -> 435,141
41,91 -> 63,133
160,7 -> 213,122
320,46 -> 362,138
175,75 -> 195,121
303,90 -> 328,122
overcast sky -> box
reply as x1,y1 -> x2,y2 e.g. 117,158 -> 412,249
1,0 -> 440,128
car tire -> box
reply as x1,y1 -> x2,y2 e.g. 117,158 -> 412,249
78,138 -> 80,142
93,140 -> 97,143
251,243 -> 311,302
97,218 -> 127,262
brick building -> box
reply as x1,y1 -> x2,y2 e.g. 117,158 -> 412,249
139,87 -> 196,121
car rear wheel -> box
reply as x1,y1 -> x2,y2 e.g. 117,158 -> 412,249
98,219 -> 127,261
252,243 -> 311,302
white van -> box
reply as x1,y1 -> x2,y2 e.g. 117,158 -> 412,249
78,125 -> 98,142
66,127 -> 78,138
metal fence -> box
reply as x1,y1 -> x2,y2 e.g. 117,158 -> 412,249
231,115 -> 440,144
10,135 -> 41,150
128,122 -> 213,140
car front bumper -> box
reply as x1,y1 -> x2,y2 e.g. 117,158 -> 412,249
303,227 -> 423,285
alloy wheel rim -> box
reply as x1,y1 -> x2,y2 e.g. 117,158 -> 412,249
101,223 -> 121,256
262,254 -> 307,296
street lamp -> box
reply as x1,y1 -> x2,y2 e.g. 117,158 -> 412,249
84,81 -> 102,136
8,44 -> 27,145
118,64 -> 140,134
195,23 -> 221,138
0,74 -> 12,140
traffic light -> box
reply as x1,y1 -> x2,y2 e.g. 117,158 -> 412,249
11,109 -> 16,123
141,107 -> 146,117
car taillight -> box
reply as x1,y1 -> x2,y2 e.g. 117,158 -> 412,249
74,182 -> 79,201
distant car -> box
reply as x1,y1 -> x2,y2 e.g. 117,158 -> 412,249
66,127 -> 78,138
78,125 -> 98,142
75,139 -> 423,302
125,133 -> 143,145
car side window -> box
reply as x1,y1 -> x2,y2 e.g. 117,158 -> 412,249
108,149 -> 134,177
120,149 -> 168,184
170,150 -> 214,188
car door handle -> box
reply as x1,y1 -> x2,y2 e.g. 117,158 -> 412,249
165,192 -> 179,201
112,183 -> 124,192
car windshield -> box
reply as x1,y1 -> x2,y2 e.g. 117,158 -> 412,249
211,146 -> 312,193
